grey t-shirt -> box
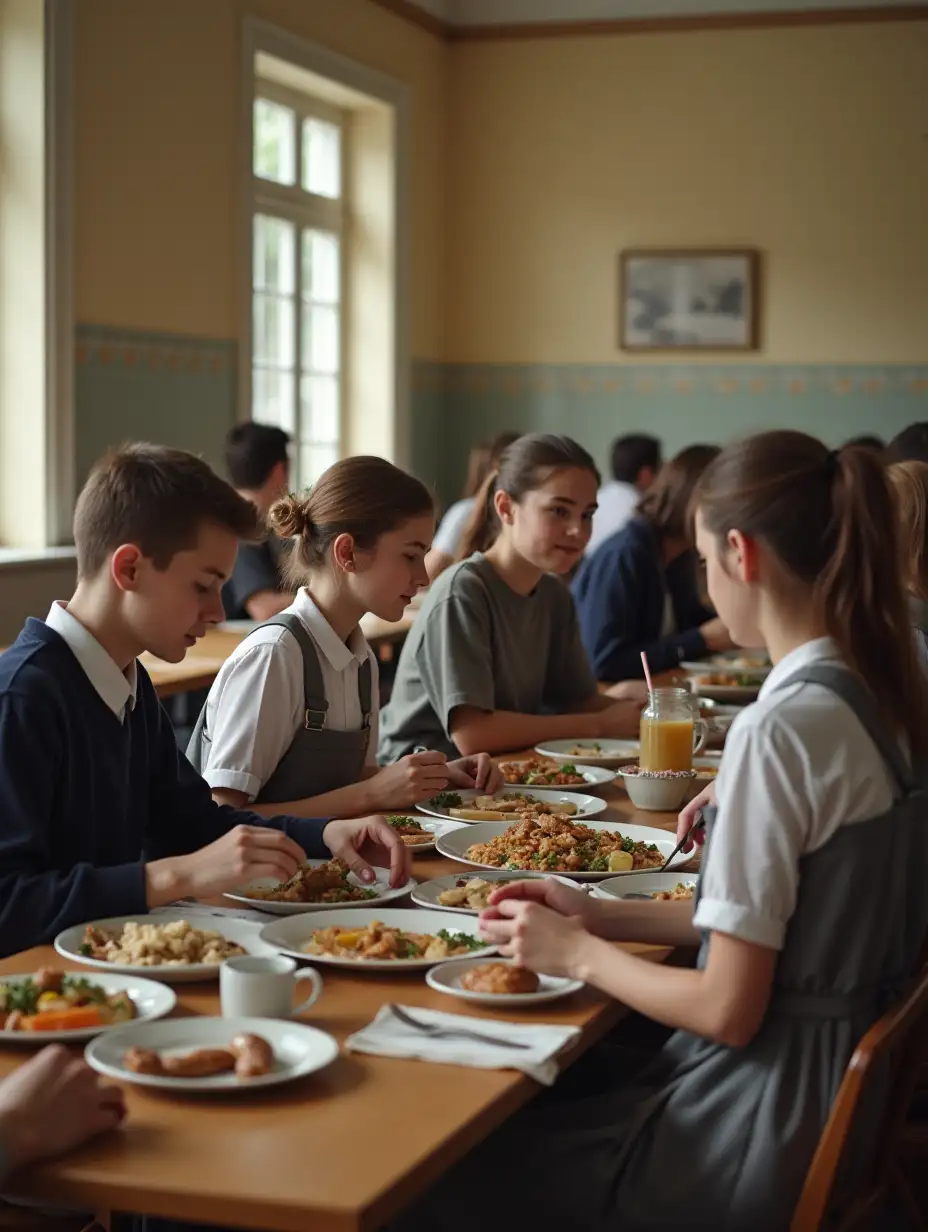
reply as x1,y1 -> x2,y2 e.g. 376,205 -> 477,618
378,553 -> 598,761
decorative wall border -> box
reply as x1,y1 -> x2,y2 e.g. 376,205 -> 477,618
75,324 -> 236,376
413,362 -> 928,399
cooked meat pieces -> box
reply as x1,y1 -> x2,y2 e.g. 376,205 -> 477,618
460,963 -> 540,995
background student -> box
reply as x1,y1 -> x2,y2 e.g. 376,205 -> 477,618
586,433 -> 662,556
0,444 -> 407,958
572,444 -> 732,681
379,434 -> 646,762
393,430 -> 928,1231
426,431 -> 519,580
221,422 -> 295,621
189,456 -> 502,817
888,458 -> 928,656
888,422 -> 928,463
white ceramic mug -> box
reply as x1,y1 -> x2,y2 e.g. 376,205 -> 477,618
220,955 -> 321,1019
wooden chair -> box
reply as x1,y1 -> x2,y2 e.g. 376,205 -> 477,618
790,964 -> 928,1231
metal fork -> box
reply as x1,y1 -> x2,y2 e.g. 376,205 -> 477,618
386,1003 -> 532,1051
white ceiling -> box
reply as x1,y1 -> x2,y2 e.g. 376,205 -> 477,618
407,0 -> 922,25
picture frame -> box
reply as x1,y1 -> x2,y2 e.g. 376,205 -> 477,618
618,248 -> 760,352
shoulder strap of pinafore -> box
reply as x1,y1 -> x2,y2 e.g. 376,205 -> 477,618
772,662 -> 913,796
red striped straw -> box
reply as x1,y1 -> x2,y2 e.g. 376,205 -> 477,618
640,650 -> 654,699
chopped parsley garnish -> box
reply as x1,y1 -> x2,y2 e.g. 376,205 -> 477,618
429,791 -> 463,809
559,763 -> 579,775
437,929 -> 487,952
621,836 -> 635,853
588,855 -> 608,871
78,943 -> 93,957
386,815 -> 423,831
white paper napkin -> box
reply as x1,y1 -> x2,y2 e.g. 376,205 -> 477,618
345,1004 -> 580,1085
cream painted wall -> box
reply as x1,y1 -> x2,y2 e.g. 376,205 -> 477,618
73,0 -> 446,358
445,21 -> 928,363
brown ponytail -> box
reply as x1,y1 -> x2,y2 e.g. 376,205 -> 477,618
457,433 -> 600,561
269,455 -> 434,586
888,461 -> 928,604
697,431 -> 928,757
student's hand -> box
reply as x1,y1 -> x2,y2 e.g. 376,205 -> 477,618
444,754 -> 504,794
603,679 -> 650,704
676,781 -> 715,851
483,877 -> 601,932
367,752 -> 451,809
323,815 -> 412,888
0,1046 -> 126,1172
596,700 -> 644,739
699,617 -> 734,653
146,826 -> 307,905
478,898 -> 590,979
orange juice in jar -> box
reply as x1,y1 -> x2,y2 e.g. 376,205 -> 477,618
639,688 -> 707,772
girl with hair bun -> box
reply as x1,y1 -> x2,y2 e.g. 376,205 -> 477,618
379,433 -> 646,761
188,456 -> 501,820
391,431 -> 928,1231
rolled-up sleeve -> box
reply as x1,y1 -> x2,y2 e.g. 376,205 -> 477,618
200,640 -> 303,801
694,716 -> 811,951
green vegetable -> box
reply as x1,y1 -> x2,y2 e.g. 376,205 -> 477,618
386,814 -> 422,831
79,943 -> 92,957
559,763 -> 579,775
588,855 -> 608,871
429,791 -> 463,809
437,929 -> 487,952
621,836 -> 635,853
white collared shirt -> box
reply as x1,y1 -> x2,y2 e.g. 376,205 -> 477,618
44,601 -> 138,722
200,588 -> 379,801
586,481 -> 639,555
693,637 -> 899,952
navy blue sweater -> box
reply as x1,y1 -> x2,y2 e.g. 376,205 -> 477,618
571,517 -> 713,681
0,619 -> 331,957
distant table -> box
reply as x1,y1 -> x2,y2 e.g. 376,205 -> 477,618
140,606 -> 418,699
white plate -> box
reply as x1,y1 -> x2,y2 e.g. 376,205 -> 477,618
223,862 -> 417,916
592,871 -> 699,902
436,820 -> 681,881
0,973 -> 176,1044
498,761 -> 616,790
687,680 -> 760,704
680,651 -> 770,680
416,787 -> 606,824
411,871 -> 581,915
396,817 -> 470,853
533,739 -> 640,769
85,1015 -> 339,1093
426,956 -> 584,1006
259,907 -> 497,971
54,911 -> 279,983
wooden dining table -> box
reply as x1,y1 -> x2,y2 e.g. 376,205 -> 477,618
0,772 -> 696,1232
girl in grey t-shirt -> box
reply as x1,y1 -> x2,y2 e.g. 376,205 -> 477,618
379,434 -> 644,762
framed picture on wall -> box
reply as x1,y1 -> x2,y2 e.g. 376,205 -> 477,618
618,248 -> 760,352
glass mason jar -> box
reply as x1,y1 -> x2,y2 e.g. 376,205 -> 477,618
639,687 -> 707,772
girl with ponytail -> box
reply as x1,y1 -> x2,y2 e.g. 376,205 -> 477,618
379,434 -> 645,762
391,431 -> 928,1232
188,455 -> 501,822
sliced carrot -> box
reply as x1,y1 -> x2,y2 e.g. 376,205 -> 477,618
21,1007 -> 104,1031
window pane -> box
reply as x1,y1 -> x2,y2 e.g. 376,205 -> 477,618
301,305 -> 339,374
253,368 -> 295,433
253,99 -> 296,185
254,216 -> 295,294
301,375 -> 339,445
300,443 -> 339,487
302,117 -> 341,199
253,293 -> 295,367
302,230 -> 339,305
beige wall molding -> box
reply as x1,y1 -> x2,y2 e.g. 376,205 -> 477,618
370,0 -> 928,40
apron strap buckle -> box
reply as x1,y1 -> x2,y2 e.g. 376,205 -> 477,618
303,708 -> 327,731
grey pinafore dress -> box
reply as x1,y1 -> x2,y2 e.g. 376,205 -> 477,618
186,614 -> 372,803
391,663 -> 928,1232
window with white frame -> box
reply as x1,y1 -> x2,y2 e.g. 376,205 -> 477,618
251,87 -> 344,488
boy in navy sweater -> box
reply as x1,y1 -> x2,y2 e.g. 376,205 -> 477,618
0,444 -> 408,958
